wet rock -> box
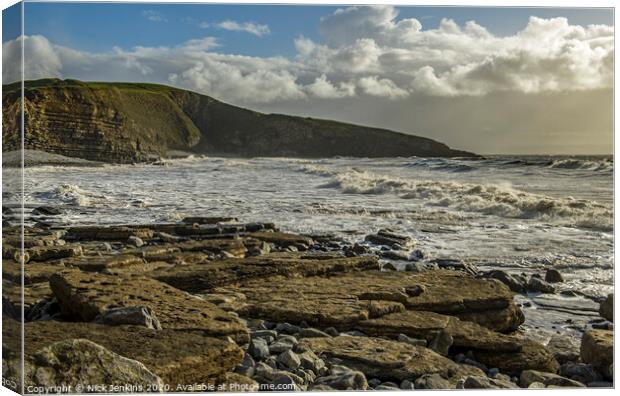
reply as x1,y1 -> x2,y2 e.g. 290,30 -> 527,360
587,381 -> 613,388
270,335 -> 298,354
547,334 -> 580,364
365,230 -> 412,248
299,336 -> 483,382
463,376 -> 518,389
248,231 -> 313,247
299,350 -> 326,375
94,306 -> 162,330
155,231 -> 182,243
182,216 -> 238,224
26,245 -> 83,262
64,254 -> 146,272
545,269 -> 564,283
32,206 -> 62,216
475,339 -> 560,376
580,329 -> 613,377
66,226 -> 154,241
249,338 -> 270,360
414,374 -> 452,389
272,374 -> 303,391
127,236 -> 144,247
276,322 -> 301,334
559,362 -> 602,384
380,250 -> 409,261
429,329 -> 453,356
324,327 -> 339,337
400,379 -> 415,389
23,339 -> 164,390
430,258 -> 478,275
382,262 -> 397,271
520,370 -> 586,388
482,270 -> 527,293
252,329 -> 278,343
314,366 -> 369,390
599,294 -> 613,322
49,270 -> 248,343
527,276 -> 555,293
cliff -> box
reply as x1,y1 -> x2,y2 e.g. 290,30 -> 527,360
2,79 -> 474,163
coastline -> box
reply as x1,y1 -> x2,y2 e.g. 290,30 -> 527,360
1,212 -> 613,390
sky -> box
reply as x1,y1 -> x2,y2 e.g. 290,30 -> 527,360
2,2 -> 615,154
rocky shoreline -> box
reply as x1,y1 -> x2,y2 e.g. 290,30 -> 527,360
1,209 -> 614,392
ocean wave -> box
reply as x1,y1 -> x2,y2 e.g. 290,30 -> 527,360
33,184 -> 112,207
309,167 -> 612,230
548,158 -> 613,172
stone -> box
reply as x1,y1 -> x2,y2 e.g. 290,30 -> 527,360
382,262 -> 397,271
527,276 -> 555,293
430,258 -> 478,275
66,226 -> 154,241
314,370 -> 368,390
94,306 -> 162,330
357,310 -> 522,352
149,253 -> 379,293
225,270 -> 523,332
365,230 -> 412,248
375,384 -> 400,390
298,327 -> 331,338
127,236 -> 144,247
277,350 -> 301,370
248,338 -> 270,360
580,329 -> 613,376
299,350 -> 326,375
414,374 -> 452,389
5,317 -> 243,387
235,353 -> 255,377
22,339 -> 164,390
32,206 -> 62,216
64,254 -> 147,272
599,294 -> 613,322
380,250 -> 409,261
270,336 -> 298,354
475,339 -> 560,376
217,373 -> 260,392
559,362 -> 602,384
400,379 -> 415,389
276,322 -> 301,334
49,270 -> 248,343
547,334 -> 580,364
25,245 -> 83,262
182,216 -> 238,224
545,269 -> 564,283
463,376 -> 518,389
520,370 -> 586,388
429,329 -> 453,356
528,381 -> 546,388
248,231 -> 313,247
252,329 -> 278,342
271,374 -> 303,391
324,327 -> 339,336
299,336 -> 483,382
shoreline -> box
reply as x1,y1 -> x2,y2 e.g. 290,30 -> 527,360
2,212 -> 613,391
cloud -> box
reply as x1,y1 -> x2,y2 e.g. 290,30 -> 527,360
202,20 -> 270,37
3,6 -> 613,105
142,10 -> 167,23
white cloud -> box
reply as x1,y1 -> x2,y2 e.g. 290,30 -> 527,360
142,10 -> 167,23
3,6 -> 613,104
203,20 -> 271,37
358,75 -> 409,99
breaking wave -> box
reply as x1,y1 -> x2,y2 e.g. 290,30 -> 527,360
548,158 -> 613,172
33,184 -> 112,207
302,166 -> 612,231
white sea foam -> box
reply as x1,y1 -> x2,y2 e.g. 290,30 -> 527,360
548,158 -> 613,171
307,167 -> 612,230
33,184 -> 111,207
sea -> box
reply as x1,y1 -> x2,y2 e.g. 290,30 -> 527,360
5,154 -> 615,341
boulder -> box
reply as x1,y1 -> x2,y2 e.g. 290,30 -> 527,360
599,294 -> 613,322
545,269 -> 564,283
23,339 -> 164,391
475,339 -> 560,376
519,370 -> 585,388
429,329 -> 453,356
580,329 -> 613,376
248,338 -> 270,360
314,367 -> 369,390
6,317 -> 244,387
298,336 -> 483,382
248,231 -> 313,247
49,270 -> 248,343
414,373 -> 452,389
559,362 -> 603,384
277,350 -> 301,370
527,276 -> 555,293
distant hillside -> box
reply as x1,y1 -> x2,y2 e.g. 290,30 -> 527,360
2,79 -> 475,163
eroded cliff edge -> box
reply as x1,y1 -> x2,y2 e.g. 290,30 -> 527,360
3,79 -> 475,163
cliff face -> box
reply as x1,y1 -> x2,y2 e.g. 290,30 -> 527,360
3,79 -> 474,163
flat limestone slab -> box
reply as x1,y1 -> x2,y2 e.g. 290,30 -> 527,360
299,335 -> 484,382
4,318 -> 243,387
356,310 -> 523,352
149,253 -> 380,293
225,270 -> 523,332
49,270 -> 249,343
